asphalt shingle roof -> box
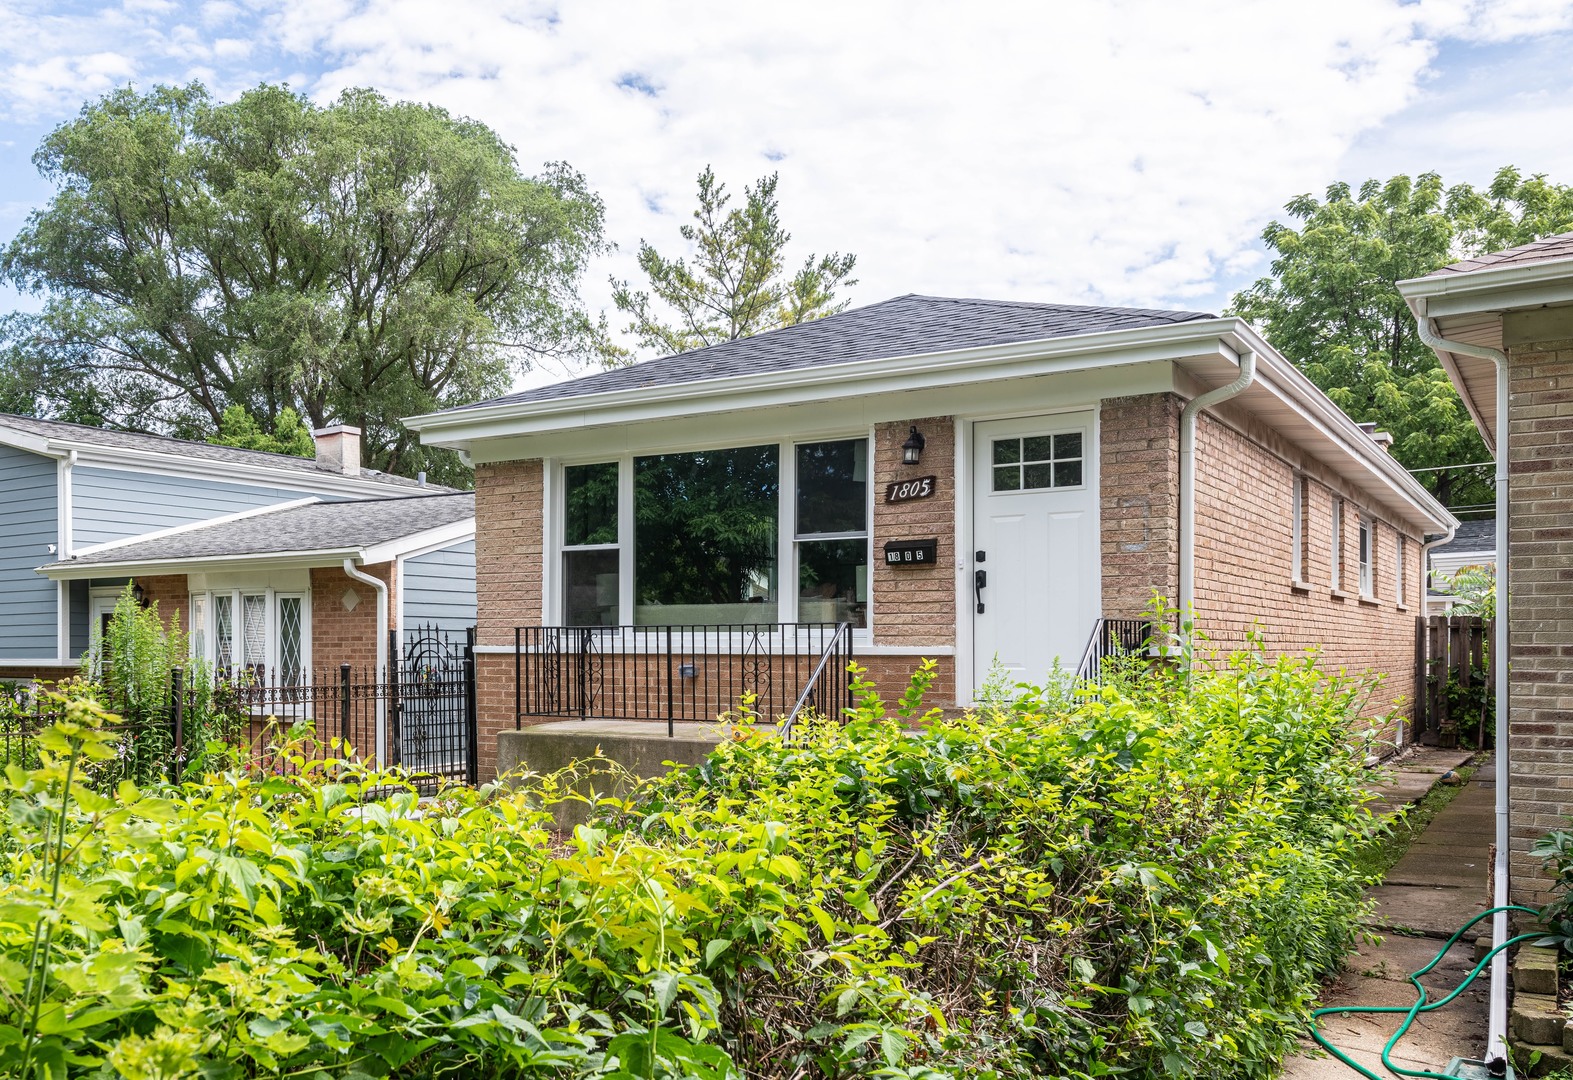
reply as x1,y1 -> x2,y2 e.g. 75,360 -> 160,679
1428,232 -> 1573,276
1434,517 -> 1496,556
0,413 -> 432,488
444,294 -> 1215,412
46,492 -> 474,569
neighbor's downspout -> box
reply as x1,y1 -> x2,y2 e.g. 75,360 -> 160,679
1179,349 -> 1257,620
1415,298 -> 1511,1070
342,558 -> 390,765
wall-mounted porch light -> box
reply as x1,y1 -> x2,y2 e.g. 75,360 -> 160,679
901,426 -> 926,466
132,582 -> 150,608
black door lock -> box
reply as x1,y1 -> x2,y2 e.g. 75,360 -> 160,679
974,568 -> 987,614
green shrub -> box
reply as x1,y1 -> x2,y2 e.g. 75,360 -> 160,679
0,644 -> 1379,1079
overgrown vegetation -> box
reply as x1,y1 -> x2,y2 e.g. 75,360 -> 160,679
0,640 -> 1383,1078
1348,761 -> 1478,884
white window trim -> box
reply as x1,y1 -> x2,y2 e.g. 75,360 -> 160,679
1330,498 -> 1344,590
551,436 -> 874,638
190,587 -> 312,683
1290,475 -> 1305,582
1358,516 -> 1374,599
1396,535 -> 1407,606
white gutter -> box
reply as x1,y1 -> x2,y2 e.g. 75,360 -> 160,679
1178,350 -> 1257,619
1414,297 -> 1511,1070
341,558 -> 390,765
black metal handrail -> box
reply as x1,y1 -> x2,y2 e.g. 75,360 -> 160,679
513,622 -> 855,736
1075,617 -> 1153,683
781,623 -> 854,741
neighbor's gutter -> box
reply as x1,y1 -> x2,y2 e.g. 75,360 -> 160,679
342,558 -> 390,765
1414,297 -> 1512,1070
1178,349 -> 1257,620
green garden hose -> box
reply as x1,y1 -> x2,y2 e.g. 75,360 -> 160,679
1309,905 -> 1545,1080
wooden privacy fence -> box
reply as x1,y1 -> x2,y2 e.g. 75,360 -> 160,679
1413,614 -> 1494,748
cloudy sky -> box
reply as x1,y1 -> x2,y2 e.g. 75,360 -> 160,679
0,0 -> 1570,380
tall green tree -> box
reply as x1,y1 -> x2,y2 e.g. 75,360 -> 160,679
209,404 -> 314,458
1228,168 -> 1573,511
2,82 -> 608,485
607,166 -> 857,361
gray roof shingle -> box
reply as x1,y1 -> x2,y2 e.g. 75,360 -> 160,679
0,413 -> 434,489
1428,233 -> 1573,277
443,294 -> 1215,413
1434,517 -> 1496,556
45,492 -> 474,569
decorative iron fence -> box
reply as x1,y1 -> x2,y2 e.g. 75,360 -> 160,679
0,625 -> 478,790
1075,618 -> 1153,684
513,623 -> 855,735
1414,614 -> 1494,748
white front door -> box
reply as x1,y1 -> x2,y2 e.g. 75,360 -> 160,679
971,413 -> 1100,690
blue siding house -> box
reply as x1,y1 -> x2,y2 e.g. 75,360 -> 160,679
0,415 -> 475,679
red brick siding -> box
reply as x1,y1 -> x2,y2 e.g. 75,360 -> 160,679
1190,405 -> 1421,724
309,564 -> 395,676
1100,394 -> 1180,618
134,574 -> 191,641
871,418 -> 956,649
1505,336 -> 1573,904
475,459 -> 544,647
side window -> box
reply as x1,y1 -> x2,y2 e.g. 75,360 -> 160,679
562,461 -> 620,626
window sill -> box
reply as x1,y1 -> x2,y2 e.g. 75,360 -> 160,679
1396,603 -> 1409,613
1329,588 -> 1350,601
1290,580 -> 1313,594
1357,595 -> 1380,608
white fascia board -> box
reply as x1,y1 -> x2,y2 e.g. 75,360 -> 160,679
1397,257 -> 1573,314
361,519 -> 476,565
0,426 -> 63,457
68,497 -> 321,558
55,440 -> 424,497
38,547 -> 365,581
404,320 -> 1241,448
1219,323 -> 1456,535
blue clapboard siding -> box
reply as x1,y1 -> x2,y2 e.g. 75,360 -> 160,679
68,577 -> 131,660
72,467 -> 317,547
402,540 -> 476,637
0,444 -> 59,657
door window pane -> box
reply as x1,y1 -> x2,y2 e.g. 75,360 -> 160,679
796,440 -> 867,536
798,538 -> 868,628
991,433 -> 1084,492
564,462 -> 619,546
635,445 -> 779,625
565,550 -> 620,625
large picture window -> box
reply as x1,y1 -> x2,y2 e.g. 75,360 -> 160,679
561,437 -> 871,629
635,445 -> 780,625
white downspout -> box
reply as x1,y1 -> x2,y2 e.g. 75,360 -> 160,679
1414,298 -> 1511,1069
1179,350 -> 1258,620
342,558 -> 390,766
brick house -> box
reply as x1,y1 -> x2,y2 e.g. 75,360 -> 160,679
407,294 -> 1454,782
1398,234 -> 1573,906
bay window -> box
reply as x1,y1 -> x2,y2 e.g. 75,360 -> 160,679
560,436 -> 870,629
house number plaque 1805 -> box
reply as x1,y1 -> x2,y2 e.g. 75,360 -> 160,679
884,476 -> 936,503
883,539 -> 939,566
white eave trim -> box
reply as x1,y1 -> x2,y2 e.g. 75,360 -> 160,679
39,548 -> 370,580
404,319 -> 1240,444
362,519 -> 476,565
1397,255 -> 1573,314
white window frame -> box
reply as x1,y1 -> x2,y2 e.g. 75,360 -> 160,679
1290,475 -> 1306,583
1396,535 -> 1407,606
551,435 -> 875,637
191,587 -> 311,683
1358,516 -> 1374,599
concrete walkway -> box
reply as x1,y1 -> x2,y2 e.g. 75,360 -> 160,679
1283,748 -> 1490,1078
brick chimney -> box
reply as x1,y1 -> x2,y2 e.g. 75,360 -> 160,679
313,424 -> 362,475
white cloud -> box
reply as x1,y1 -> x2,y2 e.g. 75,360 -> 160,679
0,0 -> 1567,370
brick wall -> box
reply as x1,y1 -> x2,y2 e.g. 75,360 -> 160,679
475,459 -> 544,647
310,564 -> 395,676
1504,335 -> 1573,904
1100,394 -> 1180,617
136,574 -> 191,641
1190,406 -> 1421,724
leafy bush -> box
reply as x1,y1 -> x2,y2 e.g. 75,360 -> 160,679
0,644 -> 1379,1079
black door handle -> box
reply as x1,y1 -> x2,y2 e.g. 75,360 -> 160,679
974,569 -> 987,614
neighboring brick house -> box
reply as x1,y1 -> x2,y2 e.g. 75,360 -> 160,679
1398,233 -> 1573,906
407,294 -> 1454,782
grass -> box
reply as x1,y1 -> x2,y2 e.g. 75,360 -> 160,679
1349,756 -> 1481,884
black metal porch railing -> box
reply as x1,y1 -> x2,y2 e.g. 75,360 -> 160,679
514,622 -> 855,736
1074,618 -> 1153,684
